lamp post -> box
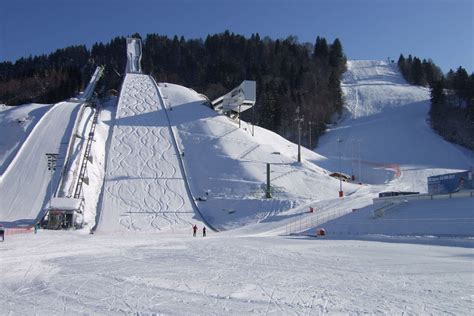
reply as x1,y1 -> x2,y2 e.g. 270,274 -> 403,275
295,107 -> 304,162
337,139 -> 343,197
46,153 -> 58,209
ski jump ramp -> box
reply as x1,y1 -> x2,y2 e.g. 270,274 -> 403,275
98,74 -> 204,232
0,101 -> 81,227
126,38 -> 142,74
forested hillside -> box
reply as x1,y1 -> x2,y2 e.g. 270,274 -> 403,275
0,32 -> 346,146
397,54 -> 474,150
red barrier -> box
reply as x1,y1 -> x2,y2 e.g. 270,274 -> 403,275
5,227 -> 34,236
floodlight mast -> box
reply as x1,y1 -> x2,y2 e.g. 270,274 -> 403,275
295,107 -> 304,162
46,153 -> 59,209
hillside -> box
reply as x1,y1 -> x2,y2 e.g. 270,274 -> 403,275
315,60 -> 473,191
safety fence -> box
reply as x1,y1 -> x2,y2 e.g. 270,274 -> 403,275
4,227 -> 34,236
285,208 -> 353,235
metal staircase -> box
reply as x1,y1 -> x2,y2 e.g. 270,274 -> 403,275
74,106 -> 100,199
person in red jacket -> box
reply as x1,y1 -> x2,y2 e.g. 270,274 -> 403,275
192,224 -> 197,237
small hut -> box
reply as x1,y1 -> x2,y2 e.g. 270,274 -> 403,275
46,198 -> 83,230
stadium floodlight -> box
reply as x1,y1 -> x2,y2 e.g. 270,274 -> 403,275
46,153 -> 59,209
295,107 -> 304,162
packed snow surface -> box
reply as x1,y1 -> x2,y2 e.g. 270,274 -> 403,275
0,101 -> 81,226
1,232 -> 472,315
0,103 -> 51,174
317,196 -> 474,239
98,74 -> 203,232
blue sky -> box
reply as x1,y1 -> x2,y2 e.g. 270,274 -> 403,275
0,0 -> 472,73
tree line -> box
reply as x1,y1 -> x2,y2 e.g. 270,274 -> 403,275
398,54 -> 474,149
0,31 -> 346,146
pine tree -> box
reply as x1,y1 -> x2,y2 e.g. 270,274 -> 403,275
313,36 -> 328,61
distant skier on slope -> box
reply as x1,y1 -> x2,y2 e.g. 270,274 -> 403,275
193,224 -> 197,237
202,227 -> 206,237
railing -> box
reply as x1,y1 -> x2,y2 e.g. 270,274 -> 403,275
4,227 -> 34,236
56,103 -> 88,196
371,202 -> 396,218
285,208 -> 352,235
74,107 -> 101,198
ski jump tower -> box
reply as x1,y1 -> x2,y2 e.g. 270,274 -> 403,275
126,38 -> 143,74
212,80 -> 256,122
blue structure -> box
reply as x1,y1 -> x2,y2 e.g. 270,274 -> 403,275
428,169 -> 473,194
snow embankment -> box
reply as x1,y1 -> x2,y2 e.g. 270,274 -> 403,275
315,60 -> 474,190
316,196 -> 474,242
0,101 -> 81,226
160,83 -> 359,231
0,103 -> 51,175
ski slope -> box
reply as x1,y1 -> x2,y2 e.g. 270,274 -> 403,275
316,60 -> 473,190
316,196 -> 474,240
1,232 -> 472,315
159,83 -> 358,231
0,101 -> 81,226
0,103 -> 51,175
98,74 -> 202,232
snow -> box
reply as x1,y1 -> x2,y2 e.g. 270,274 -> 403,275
82,99 -> 115,229
0,103 -> 51,175
98,74 -> 203,232
1,59 -> 474,314
315,60 -> 473,191
50,197 -> 82,210
161,82 -> 358,231
314,196 -> 474,240
0,101 -> 81,226
0,231 -> 472,314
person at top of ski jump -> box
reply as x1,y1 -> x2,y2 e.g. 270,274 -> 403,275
193,224 -> 197,237
203,226 -> 206,237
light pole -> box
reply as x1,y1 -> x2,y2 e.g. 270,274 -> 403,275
46,153 -> 58,209
251,102 -> 255,137
295,106 -> 304,162
337,139 -> 343,197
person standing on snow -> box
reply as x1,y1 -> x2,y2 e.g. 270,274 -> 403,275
0,225 -> 5,242
193,224 -> 197,237
202,226 -> 206,237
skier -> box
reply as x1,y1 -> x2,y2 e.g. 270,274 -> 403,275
192,224 -> 197,237
0,224 -> 4,242
202,226 -> 206,237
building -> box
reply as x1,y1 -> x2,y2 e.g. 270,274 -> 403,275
45,198 -> 83,230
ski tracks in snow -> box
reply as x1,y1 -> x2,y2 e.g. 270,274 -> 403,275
99,74 -> 196,232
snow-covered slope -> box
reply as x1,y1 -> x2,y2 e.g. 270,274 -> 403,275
0,103 -> 51,175
316,60 -> 473,191
318,196 -> 474,239
160,83 -> 357,230
98,74 -> 203,232
0,101 -> 81,226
